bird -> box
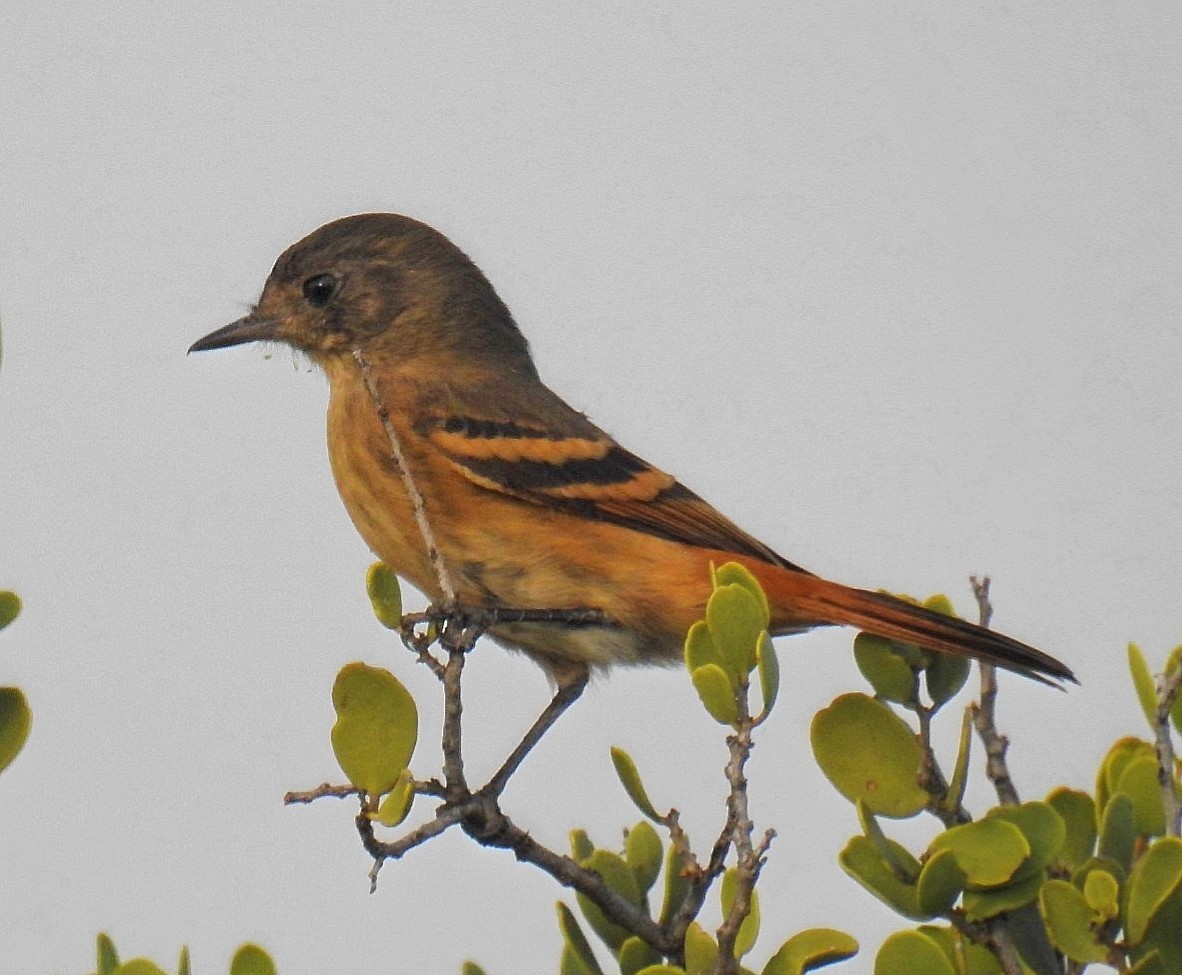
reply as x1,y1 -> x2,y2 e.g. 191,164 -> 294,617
189,213 -> 1074,693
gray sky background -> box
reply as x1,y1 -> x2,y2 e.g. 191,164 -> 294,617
2,2 -> 1180,972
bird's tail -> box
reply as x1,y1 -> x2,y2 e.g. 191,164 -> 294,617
759,569 -> 1076,686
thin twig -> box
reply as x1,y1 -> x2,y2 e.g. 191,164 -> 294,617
283,783 -> 361,804
1154,663 -> 1182,837
968,576 -> 1020,806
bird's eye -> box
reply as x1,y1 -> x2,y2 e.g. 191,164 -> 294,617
302,273 -> 339,308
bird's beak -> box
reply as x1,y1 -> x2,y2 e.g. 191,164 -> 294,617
188,312 -> 281,354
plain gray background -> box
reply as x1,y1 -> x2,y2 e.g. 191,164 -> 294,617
1,2 -> 1179,972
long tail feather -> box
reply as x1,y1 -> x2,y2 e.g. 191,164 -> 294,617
763,572 -> 1076,687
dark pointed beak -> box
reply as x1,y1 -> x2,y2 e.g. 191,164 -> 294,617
188,312 -> 280,354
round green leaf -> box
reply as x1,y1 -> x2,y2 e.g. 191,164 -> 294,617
0,687 -> 31,775
1098,737 -> 1153,810
0,591 -> 20,631
916,848 -> 966,917
229,944 -> 276,975
707,583 -> 765,677
365,562 -> 403,629
1127,837 -> 1182,944
625,820 -> 663,894
873,930 -> 955,975
924,650 -> 970,708
611,746 -> 662,822
684,620 -> 720,673
928,819 -> 1029,888
811,694 -> 927,818
961,869 -> 1044,921
1038,879 -> 1109,964
913,926 -> 1002,975
691,663 -> 739,725
1046,787 -> 1097,869
330,662 -> 418,795
1115,755 -> 1169,836
986,801 -> 1067,879
712,562 -> 771,626
1099,793 -> 1137,873
761,928 -> 858,975
853,633 -> 918,705
1083,868 -> 1119,920
461,963 -> 489,975
97,934 -> 120,975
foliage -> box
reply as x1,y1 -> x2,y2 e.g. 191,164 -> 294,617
89,933 -> 275,975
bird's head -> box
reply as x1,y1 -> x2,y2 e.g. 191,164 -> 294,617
189,213 -> 534,371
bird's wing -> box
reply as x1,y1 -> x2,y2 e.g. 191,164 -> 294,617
417,378 -> 809,572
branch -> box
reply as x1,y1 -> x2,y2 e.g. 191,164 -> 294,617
1154,663 -> 1182,838
968,576 -> 1020,807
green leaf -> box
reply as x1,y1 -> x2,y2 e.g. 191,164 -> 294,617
577,849 -> 644,952
634,967 -> 688,975
177,945 -> 191,975
365,562 -> 403,629
1099,793 -> 1137,873
684,621 -> 721,673
461,963 -> 488,975
839,835 -> 924,920
691,664 -> 739,725
941,709 -> 972,817
1097,737 -> 1152,811
720,867 -> 760,957
112,962 -> 169,975
1115,754 -> 1169,837
914,926 -> 1003,975
986,801 -> 1067,880
962,870 -> 1044,921
97,933 -> 120,975
1130,642 -> 1160,729
0,687 -> 31,775
229,944 -> 276,975
619,937 -> 661,975
659,841 -> 690,925
760,929 -> 858,975
712,563 -> 771,627
1046,787 -> 1097,869
924,649 -> 970,708
570,828 -> 595,863
811,694 -> 927,818
0,591 -> 20,631
857,801 -> 919,883
684,922 -> 717,975
330,662 -> 418,795
873,930 -> 955,975
1004,901 -> 1062,975
625,820 -> 663,895
916,848 -> 966,917
707,583 -> 765,677
927,819 -> 1029,888
611,747 -> 662,822
1083,868 -> 1120,919
556,901 -> 605,975
853,633 -> 918,705
756,633 -> 779,720
1128,951 -> 1167,975
1127,836 -> 1182,944
1038,879 -> 1109,964
374,768 -> 415,826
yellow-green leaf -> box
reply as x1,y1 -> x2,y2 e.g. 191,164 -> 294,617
577,849 -> 643,952
707,583 -> 765,677
330,662 -> 418,795
761,928 -> 858,975
0,687 -> 31,775
374,768 -> 415,826
112,962 -> 169,975
720,867 -> 760,957
1129,643 -> 1159,729
928,819 -> 1029,888
620,936 -> 661,975
839,835 -> 924,920
691,663 -> 739,725
625,820 -> 663,894
873,930 -> 954,975
1099,793 -> 1137,873
365,562 -> 403,629
684,922 -> 717,975
853,633 -> 918,705
684,620 -> 720,673
1127,836 -> 1182,944
916,848 -> 966,917
0,591 -> 20,631
1038,879 -> 1109,964
557,901 -> 605,975
611,746 -> 662,822
756,634 -> 779,719
97,933 -> 119,975
811,694 -> 927,818
712,563 -> 771,628
1083,868 -> 1119,920
229,944 -> 276,975
177,946 -> 191,975
1115,755 -> 1169,837
1046,787 -> 1096,869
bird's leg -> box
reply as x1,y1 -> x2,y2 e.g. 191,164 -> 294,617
480,666 -> 589,800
